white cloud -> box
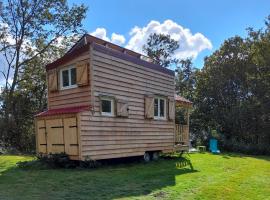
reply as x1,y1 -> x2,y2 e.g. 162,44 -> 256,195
91,28 -> 110,42
111,33 -> 126,45
90,28 -> 125,46
126,20 -> 212,59
90,20 -> 212,60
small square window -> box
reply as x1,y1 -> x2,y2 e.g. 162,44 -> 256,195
101,98 -> 114,116
60,66 -> 77,90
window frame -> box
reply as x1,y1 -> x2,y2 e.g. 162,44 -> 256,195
154,97 -> 167,120
60,65 -> 77,90
100,97 -> 115,117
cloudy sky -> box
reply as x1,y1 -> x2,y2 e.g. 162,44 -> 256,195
69,0 -> 270,68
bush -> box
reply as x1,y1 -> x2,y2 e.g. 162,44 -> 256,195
222,139 -> 270,155
17,153 -> 101,169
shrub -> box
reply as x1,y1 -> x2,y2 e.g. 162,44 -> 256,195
17,153 -> 101,169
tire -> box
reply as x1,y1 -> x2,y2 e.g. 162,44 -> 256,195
143,152 -> 151,162
152,152 -> 160,161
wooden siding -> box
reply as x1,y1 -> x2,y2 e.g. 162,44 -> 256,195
80,48 -> 175,160
47,52 -> 91,109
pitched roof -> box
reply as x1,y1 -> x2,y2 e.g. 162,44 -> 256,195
35,105 -> 91,117
175,94 -> 193,105
45,34 -> 175,76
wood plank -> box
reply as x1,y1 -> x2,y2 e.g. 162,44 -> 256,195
49,102 -> 91,109
82,146 -> 173,156
94,68 -> 174,91
82,143 -> 173,151
83,151 -> 145,160
49,86 -> 90,98
81,121 -> 173,128
46,119 -> 64,153
93,50 -> 174,80
50,95 -> 91,104
81,140 -> 173,146
94,78 -> 173,97
81,126 -> 173,132
80,131 -> 173,136
64,117 -> 79,156
82,116 -> 174,125
90,45 -> 95,114
77,113 -> 83,160
49,91 -> 90,102
93,61 -> 174,89
80,135 -> 173,140
39,145 -> 47,154
92,62 -> 174,89
51,144 -> 65,153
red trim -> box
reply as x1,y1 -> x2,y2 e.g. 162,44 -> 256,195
35,105 -> 91,117
175,95 -> 193,104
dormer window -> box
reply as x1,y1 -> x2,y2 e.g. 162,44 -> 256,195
60,66 -> 77,90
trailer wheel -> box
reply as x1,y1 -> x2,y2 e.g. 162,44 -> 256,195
152,152 -> 160,161
143,152 -> 151,162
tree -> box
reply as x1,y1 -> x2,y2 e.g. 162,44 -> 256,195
0,0 -> 87,151
175,58 -> 197,101
193,19 -> 270,154
143,33 -> 179,67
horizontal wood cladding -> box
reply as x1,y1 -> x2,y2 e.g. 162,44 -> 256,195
93,51 -> 174,77
82,139 -> 173,146
80,48 -> 175,160
82,143 -> 173,151
82,146 -> 174,160
48,53 -> 91,109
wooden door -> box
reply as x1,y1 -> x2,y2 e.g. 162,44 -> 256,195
63,118 -> 79,156
37,117 -> 79,156
46,119 -> 65,153
37,120 -> 47,153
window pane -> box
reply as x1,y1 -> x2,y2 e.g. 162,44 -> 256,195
62,70 -> 69,87
70,68 -> 76,85
154,98 -> 158,117
102,100 -> 112,113
160,99 -> 165,117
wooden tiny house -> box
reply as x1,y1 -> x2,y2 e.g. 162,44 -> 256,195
35,34 -> 192,160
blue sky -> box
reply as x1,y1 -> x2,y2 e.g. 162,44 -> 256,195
68,0 -> 270,68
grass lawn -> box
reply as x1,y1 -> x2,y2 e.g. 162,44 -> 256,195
0,153 -> 269,200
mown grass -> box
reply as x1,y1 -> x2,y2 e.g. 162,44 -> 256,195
0,153 -> 269,200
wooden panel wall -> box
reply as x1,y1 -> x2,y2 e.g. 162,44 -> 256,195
47,52 -> 91,109
36,115 -> 80,159
80,49 -> 175,160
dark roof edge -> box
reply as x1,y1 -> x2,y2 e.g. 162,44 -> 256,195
93,43 -> 175,76
46,43 -> 90,71
45,38 -> 175,76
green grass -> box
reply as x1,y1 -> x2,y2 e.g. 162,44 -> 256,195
0,153 -> 269,200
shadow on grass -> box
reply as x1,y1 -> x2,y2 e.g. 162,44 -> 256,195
0,156 -> 198,200
0,157 -> 197,200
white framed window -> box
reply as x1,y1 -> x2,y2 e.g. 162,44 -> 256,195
60,65 -> 77,90
154,97 -> 166,120
101,97 -> 114,116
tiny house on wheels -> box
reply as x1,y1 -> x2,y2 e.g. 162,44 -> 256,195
35,34 -> 192,161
